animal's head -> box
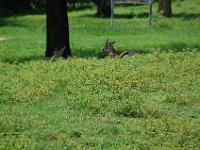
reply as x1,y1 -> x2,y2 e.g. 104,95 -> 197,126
102,39 -> 116,54
53,46 -> 65,59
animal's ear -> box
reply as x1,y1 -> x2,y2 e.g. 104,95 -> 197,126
112,41 -> 116,45
60,46 -> 65,53
106,39 -> 109,44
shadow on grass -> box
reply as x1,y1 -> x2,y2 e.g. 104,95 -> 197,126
114,12 -> 149,19
0,9 -> 45,18
172,13 -> 200,20
0,19 -> 27,27
159,42 -> 200,52
1,49 -> 99,64
80,12 -> 149,19
80,12 -> 200,20
1,55 -> 44,64
68,43 -> 200,59
73,49 -> 99,58
1,43 -> 199,64
0,9 -> 46,27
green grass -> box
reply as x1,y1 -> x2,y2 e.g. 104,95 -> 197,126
0,1 -> 200,149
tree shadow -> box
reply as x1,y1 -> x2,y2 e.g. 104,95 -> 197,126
73,49 -> 100,58
158,42 -> 200,52
80,12 -> 149,19
114,12 -> 149,19
172,13 -> 200,20
1,42 -> 199,64
1,55 -> 45,64
1,49 -> 99,64
0,18 -> 27,27
0,9 -> 46,27
0,9 -> 46,18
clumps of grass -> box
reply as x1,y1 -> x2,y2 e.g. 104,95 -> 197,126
164,93 -> 198,106
0,135 -> 36,150
116,100 -> 144,118
0,62 -> 52,103
0,50 -> 199,145
0,51 -> 199,108
115,94 -> 165,119
0,50 -> 200,149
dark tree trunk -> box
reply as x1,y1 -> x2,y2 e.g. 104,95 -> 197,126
163,0 -> 172,17
158,0 -> 172,17
96,0 -> 111,17
46,0 -> 71,58
158,0 -> 164,12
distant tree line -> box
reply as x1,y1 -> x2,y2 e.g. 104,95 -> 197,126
0,0 -> 31,14
0,0 -> 93,16
0,0 -> 172,17
68,0 -> 94,8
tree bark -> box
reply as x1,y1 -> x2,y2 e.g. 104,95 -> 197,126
158,0 -> 172,17
158,0 -> 164,13
96,0 -> 111,18
46,0 -> 71,58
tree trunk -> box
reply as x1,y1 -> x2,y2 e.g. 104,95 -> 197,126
158,0 -> 172,17
163,0 -> 172,17
96,0 -> 111,18
158,0 -> 164,13
46,0 -> 71,58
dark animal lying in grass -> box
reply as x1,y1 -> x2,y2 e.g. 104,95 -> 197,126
102,39 -> 137,58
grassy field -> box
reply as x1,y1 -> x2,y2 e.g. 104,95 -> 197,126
0,0 -> 200,149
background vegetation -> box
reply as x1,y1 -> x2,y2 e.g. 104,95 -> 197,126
0,0 -> 200,149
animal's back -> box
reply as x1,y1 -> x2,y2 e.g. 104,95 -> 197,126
119,51 -> 137,58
